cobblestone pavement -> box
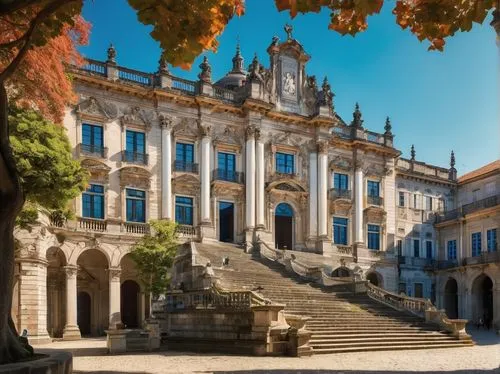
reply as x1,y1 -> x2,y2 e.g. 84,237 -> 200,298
34,329 -> 500,374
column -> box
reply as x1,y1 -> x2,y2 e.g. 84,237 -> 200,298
62,265 -> 81,340
200,126 -> 211,224
255,129 -> 265,229
354,166 -> 364,244
108,267 -> 122,329
161,119 -> 173,220
245,127 -> 256,229
317,143 -> 328,238
308,152 -> 318,238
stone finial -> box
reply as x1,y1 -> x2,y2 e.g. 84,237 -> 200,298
248,53 -> 261,80
107,43 -> 117,65
449,150 -> 457,181
351,102 -> 363,128
284,24 -> 293,40
158,54 -> 169,74
410,144 -> 416,161
271,36 -> 279,47
198,56 -> 212,82
321,76 -> 334,107
384,116 -> 392,135
231,41 -> 244,72
450,150 -> 456,168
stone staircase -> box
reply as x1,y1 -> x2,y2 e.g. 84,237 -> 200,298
195,241 -> 473,353
125,330 -> 150,352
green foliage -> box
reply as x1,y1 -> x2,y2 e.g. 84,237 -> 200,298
8,106 -> 88,211
15,201 -> 39,229
129,220 -> 179,298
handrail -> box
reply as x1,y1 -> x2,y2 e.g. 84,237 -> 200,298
257,239 -> 284,261
365,281 -> 432,317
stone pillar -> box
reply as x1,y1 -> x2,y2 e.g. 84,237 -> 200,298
317,143 -> 328,238
245,127 -> 256,229
62,265 -> 81,340
108,267 -> 122,329
16,258 -> 51,343
200,128 -> 211,224
160,117 -> 173,220
354,166 -> 364,244
308,152 -> 318,239
255,129 -> 265,229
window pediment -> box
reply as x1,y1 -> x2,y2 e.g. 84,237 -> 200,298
76,96 -> 117,122
120,106 -> 152,131
81,158 -> 111,183
119,166 -> 151,189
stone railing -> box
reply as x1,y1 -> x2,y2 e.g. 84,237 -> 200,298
435,194 -> 499,223
425,309 -> 471,340
365,130 -> 384,145
396,158 -> 450,180
81,58 -> 107,76
78,217 -> 107,232
328,188 -> 352,200
76,143 -> 108,159
176,224 -> 197,241
121,150 -> 149,165
214,86 -> 236,102
334,244 -> 353,256
118,66 -> 153,86
170,76 -> 197,95
464,251 -> 500,266
289,255 -> 322,282
122,221 -> 150,234
366,281 -> 433,317
258,240 -> 285,262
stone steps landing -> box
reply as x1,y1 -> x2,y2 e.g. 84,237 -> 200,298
194,242 -> 473,354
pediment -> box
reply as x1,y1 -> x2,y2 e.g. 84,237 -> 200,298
330,199 -> 353,216
364,205 -> 387,223
213,126 -> 244,147
330,156 -> 352,171
76,97 -> 117,121
119,166 -> 151,189
120,106 -> 152,130
268,180 -> 306,193
81,158 -> 111,173
271,131 -> 303,148
174,117 -> 199,138
173,173 -> 200,194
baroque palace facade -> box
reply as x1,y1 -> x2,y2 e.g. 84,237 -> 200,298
12,27 -> 499,343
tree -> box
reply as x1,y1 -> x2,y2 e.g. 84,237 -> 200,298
129,220 -> 178,310
0,0 -> 499,365
9,106 -> 88,227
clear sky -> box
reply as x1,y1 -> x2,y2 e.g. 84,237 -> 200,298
80,0 -> 499,175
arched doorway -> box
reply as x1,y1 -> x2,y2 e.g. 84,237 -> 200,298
366,272 -> 382,287
77,291 -> 91,336
472,274 -> 494,328
275,203 -> 294,250
121,280 -> 140,328
444,278 -> 458,319
331,267 -> 350,278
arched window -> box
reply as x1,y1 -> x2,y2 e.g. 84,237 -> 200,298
275,203 -> 293,217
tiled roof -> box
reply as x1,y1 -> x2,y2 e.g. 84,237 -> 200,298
458,160 -> 500,184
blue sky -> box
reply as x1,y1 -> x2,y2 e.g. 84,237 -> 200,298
81,0 -> 499,174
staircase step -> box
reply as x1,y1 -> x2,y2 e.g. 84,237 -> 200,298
312,342 -> 474,354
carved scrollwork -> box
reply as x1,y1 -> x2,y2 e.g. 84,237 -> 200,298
199,123 -> 212,137
158,112 -> 174,130
119,166 -> 151,190
76,96 -> 118,120
120,105 -> 152,130
63,265 -> 78,279
174,117 -> 199,138
330,156 -> 353,171
107,267 -> 122,281
81,158 -> 111,183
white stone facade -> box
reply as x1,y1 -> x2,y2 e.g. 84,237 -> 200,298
12,30 -> 499,341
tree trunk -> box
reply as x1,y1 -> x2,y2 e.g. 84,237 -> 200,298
0,83 -> 32,364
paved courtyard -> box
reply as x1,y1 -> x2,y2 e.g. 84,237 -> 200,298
34,328 -> 500,374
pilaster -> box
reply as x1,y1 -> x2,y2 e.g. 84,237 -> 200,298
108,267 -> 122,330
62,265 -> 81,340
255,129 -> 265,229
245,127 -> 256,230
160,115 -> 173,220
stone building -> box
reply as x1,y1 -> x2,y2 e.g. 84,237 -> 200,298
11,27 -> 499,343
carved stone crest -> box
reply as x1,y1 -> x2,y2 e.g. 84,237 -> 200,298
120,106 -> 152,130
76,96 -> 117,120
119,166 -> 151,189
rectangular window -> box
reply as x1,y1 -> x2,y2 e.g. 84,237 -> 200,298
126,130 -> 146,154
396,239 -> 403,256
367,224 -> 380,250
471,232 -> 482,257
487,229 -> 497,252
334,173 -> 349,190
425,196 -> 433,211
126,188 -> 146,223
217,152 -> 236,181
333,217 -> 348,245
413,239 -> 420,258
176,142 -> 194,163
399,192 -> 405,207
447,240 -> 457,260
276,152 -> 294,174
367,181 -> 380,197
82,123 -> 103,147
82,184 -> 104,219
175,196 -> 193,225
414,283 -> 423,298
426,241 -> 433,259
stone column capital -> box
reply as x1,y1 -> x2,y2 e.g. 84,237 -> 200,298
199,123 -> 212,138
246,126 -> 256,140
107,267 -> 122,281
158,113 -> 174,131
317,140 -> 329,154
63,265 -> 78,279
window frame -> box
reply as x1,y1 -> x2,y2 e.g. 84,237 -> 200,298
425,240 -> 433,259
447,240 -> 457,260
334,173 -> 349,191
275,152 -> 295,175
487,228 -> 497,252
471,232 -> 482,257
175,142 -> 195,163
175,195 -> 194,226
333,217 -> 348,245
125,188 -> 146,223
367,224 -> 380,251
126,129 -> 146,154
367,180 -> 380,198
398,191 -> 405,207
82,183 -> 105,219
82,123 -> 104,147
413,239 -> 420,258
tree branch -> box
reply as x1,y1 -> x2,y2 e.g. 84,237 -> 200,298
0,0 -> 40,17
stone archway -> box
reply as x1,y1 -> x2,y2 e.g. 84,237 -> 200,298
274,203 -> 294,250
77,248 -> 109,336
121,280 -> 140,329
443,278 -> 458,319
366,271 -> 383,287
472,274 -> 494,328
46,247 -> 67,338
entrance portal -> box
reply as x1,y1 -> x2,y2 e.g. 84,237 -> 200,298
77,291 -> 91,336
219,202 -> 234,243
121,280 -> 140,328
275,203 -> 293,250
366,272 -> 381,287
444,278 -> 458,319
472,274 -> 494,328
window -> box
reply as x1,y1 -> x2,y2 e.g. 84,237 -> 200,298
126,188 -> 146,223
176,142 -> 194,163
399,192 -> 405,207
425,196 -> 433,211
413,239 -> 420,258
82,123 -> 103,153
426,241 -> 433,259
82,184 -> 104,219
487,229 -> 497,252
125,130 -> 146,163
447,240 -> 457,260
396,239 -> 403,256
217,152 -> 236,180
175,196 -> 193,225
414,283 -> 423,298
471,232 -> 482,257
333,217 -> 348,245
367,224 -> 380,250
276,152 -> 294,174
334,173 -> 349,190
367,181 -> 380,197
472,189 -> 480,202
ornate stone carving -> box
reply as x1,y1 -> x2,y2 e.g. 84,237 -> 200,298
363,163 -> 386,177
173,174 -> 200,195
330,199 -> 353,216
108,267 -> 122,281
364,206 -> 386,223
158,113 -> 174,130
81,159 -> 111,183
119,166 -> 151,189
271,131 -> 302,147
198,56 -> 212,82
198,123 -> 212,137
330,156 -> 353,171
75,96 -> 117,120
214,126 -> 244,147
245,126 -> 256,139
317,140 -> 328,154
63,265 -> 78,279
120,106 -> 152,130
173,118 -> 198,137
